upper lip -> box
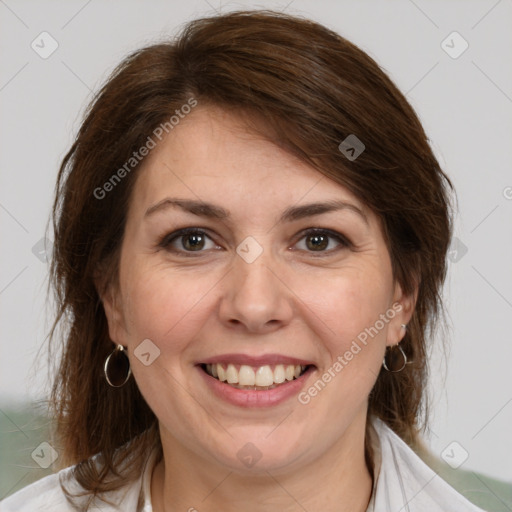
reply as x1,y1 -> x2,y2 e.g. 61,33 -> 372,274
199,353 -> 315,367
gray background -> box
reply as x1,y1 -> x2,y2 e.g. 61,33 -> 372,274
1,0 -> 511,482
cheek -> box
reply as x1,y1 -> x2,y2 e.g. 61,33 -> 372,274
300,266 -> 393,350
121,263 -> 218,353
291,269 -> 393,439
119,266 -> 217,408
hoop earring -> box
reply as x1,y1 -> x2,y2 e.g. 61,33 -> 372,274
383,343 -> 409,372
104,344 -> 131,387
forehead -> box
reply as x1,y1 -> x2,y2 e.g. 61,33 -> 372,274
129,106 -> 368,218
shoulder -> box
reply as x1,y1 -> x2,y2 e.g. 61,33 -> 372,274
369,417 -> 487,512
0,468 -> 75,512
0,447 -> 157,512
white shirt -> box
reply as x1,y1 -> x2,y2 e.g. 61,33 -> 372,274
0,417 -> 486,511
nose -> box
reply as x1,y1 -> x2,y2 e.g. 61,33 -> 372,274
218,248 -> 294,334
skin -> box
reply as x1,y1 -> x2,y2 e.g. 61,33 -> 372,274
100,106 -> 415,512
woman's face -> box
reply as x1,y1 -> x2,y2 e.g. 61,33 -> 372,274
102,106 -> 413,474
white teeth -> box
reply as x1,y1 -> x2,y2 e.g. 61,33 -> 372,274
239,365 -> 256,385
273,364 -> 286,383
285,365 -> 295,381
217,365 -> 227,382
255,365 -> 274,386
206,363 -> 307,387
226,364 -> 239,384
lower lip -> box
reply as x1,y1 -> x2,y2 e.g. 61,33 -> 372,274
197,365 -> 314,408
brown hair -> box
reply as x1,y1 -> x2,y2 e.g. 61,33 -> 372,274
48,9 -> 452,503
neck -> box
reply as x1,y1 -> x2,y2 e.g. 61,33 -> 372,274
151,412 -> 373,512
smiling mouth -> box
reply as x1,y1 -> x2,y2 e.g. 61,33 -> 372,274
200,363 -> 311,390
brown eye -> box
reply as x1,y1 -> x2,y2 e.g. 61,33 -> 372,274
294,229 -> 349,254
305,233 -> 329,251
159,228 -> 219,254
181,232 -> 206,251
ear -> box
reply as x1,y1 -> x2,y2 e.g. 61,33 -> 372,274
94,271 -> 127,347
386,280 -> 418,347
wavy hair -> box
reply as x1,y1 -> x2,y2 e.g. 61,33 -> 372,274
47,9 -> 452,505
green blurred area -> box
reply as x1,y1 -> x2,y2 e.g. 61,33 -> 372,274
0,403 -> 55,501
1,403 -> 511,510
421,451 -> 512,511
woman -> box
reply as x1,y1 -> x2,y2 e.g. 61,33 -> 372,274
0,10 -> 485,512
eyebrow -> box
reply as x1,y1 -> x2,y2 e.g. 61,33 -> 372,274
144,197 -> 368,225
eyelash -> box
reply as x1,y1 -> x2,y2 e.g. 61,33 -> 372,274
158,227 -> 351,257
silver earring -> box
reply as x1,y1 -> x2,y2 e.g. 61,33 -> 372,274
104,344 -> 131,387
383,344 -> 408,372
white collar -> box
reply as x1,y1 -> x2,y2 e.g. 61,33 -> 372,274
365,416 -> 484,511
